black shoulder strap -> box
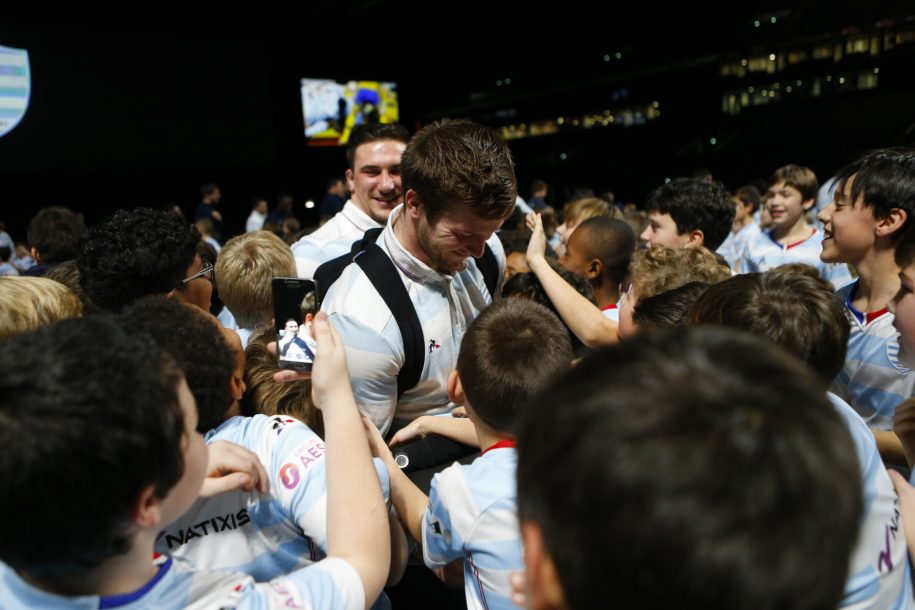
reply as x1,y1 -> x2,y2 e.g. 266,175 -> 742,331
314,228 -> 385,305
354,245 -> 424,398
313,227 -> 424,397
474,244 -> 499,298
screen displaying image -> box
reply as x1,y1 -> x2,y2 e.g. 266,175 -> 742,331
301,79 -> 399,146
272,278 -> 318,370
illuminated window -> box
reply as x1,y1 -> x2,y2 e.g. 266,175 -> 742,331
813,45 -> 832,60
787,50 -> 809,64
884,33 -> 895,51
896,29 -> 915,46
846,36 -> 869,55
858,72 -> 879,90
748,56 -> 770,72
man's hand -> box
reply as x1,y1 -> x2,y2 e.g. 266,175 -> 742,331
525,213 -> 547,263
388,417 -> 432,448
200,440 -> 269,497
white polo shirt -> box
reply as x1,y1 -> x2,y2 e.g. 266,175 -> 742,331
292,201 -> 382,280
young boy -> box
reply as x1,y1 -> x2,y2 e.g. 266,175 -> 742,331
366,299 -> 573,610
715,185 -> 762,272
740,164 -> 853,288
617,245 -> 731,340
558,216 -> 635,321
78,207 -> 211,313
0,313 -> 390,609
555,197 -> 612,256
817,149 -> 915,436
689,270 -> 912,610
515,327 -> 862,610
640,177 -> 735,251
120,296 -> 405,598
215,229 -> 297,347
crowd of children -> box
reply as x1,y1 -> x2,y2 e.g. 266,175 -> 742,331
4,136 -> 915,610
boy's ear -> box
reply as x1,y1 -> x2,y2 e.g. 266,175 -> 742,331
133,484 -> 163,529
587,258 -> 602,280
802,197 -> 816,212
877,208 -> 907,238
230,373 -> 246,402
684,229 -> 705,248
521,520 -> 567,610
447,370 -> 466,405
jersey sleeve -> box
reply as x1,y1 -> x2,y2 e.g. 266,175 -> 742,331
268,418 -> 332,554
422,463 -> 471,567
271,418 -> 391,555
292,239 -> 325,280
737,238 -> 757,274
326,310 -> 402,435
242,557 -> 365,610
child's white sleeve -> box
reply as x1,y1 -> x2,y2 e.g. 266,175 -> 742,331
422,463 -> 472,568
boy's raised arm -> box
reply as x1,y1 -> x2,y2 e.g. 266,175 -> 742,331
311,312 -> 390,609
363,418 -> 430,543
525,213 -> 620,347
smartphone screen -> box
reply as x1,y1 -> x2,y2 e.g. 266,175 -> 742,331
272,277 -> 318,370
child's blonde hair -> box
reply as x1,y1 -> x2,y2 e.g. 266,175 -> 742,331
215,231 -> 296,328
629,246 -> 731,301
563,197 -> 622,227
0,276 -> 83,342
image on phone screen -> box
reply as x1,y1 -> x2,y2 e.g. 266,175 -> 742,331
272,277 -> 318,371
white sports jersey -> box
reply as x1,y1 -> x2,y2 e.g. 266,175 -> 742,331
321,204 -> 505,434
0,555 -> 364,610
292,201 -> 382,280
156,414 -> 390,582
738,227 -> 853,289
601,303 -> 620,322
216,307 -> 263,349
831,281 -> 915,430
423,444 -> 522,610
716,222 -> 761,273
827,393 -> 913,609
217,305 -> 238,330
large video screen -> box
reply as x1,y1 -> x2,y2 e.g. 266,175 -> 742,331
0,45 -> 30,139
300,79 -> 399,147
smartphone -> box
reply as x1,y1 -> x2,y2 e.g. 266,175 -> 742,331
272,277 -> 318,371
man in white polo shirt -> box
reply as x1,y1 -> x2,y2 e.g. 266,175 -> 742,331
293,123 -> 410,279
320,119 -> 517,437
